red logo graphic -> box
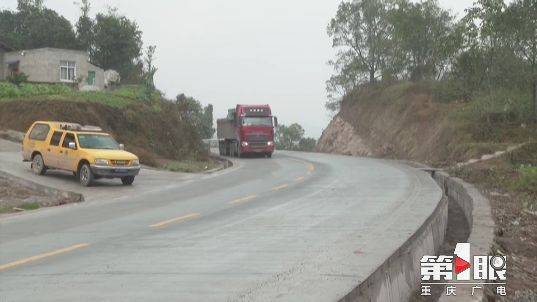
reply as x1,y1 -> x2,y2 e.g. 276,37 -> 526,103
455,256 -> 471,274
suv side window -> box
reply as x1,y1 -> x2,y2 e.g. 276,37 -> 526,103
29,123 -> 50,141
62,133 -> 77,149
49,131 -> 64,146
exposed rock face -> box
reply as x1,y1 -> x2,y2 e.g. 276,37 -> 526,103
316,84 -> 456,164
316,116 -> 373,156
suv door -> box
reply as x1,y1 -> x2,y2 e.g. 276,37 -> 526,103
45,130 -> 64,168
58,132 -> 78,171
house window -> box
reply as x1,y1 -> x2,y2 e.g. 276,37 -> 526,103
60,60 -> 76,82
87,71 -> 96,85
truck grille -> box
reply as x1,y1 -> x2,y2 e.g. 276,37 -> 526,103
246,134 -> 269,149
110,160 -> 130,166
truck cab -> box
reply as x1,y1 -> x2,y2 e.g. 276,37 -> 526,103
217,104 -> 277,158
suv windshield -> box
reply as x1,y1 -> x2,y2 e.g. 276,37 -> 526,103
242,117 -> 273,127
77,134 -> 119,150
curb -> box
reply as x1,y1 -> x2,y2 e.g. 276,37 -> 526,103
204,154 -> 233,174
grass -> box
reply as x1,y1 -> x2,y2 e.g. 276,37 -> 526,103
515,165 -> 537,193
0,82 -> 162,108
19,202 -> 40,211
164,158 -> 220,173
0,202 -> 41,214
0,205 -> 13,214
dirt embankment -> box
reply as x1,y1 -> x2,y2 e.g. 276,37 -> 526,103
317,84 -> 458,165
0,100 -> 206,165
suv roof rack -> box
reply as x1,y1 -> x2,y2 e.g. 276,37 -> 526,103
59,123 -> 102,132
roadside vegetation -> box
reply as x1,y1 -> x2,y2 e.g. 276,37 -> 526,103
0,1 -> 217,173
326,0 -> 536,297
275,123 -> 317,152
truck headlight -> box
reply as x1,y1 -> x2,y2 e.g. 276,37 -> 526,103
241,141 -> 249,147
267,141 -> 274,146
132,159 -> 140,166
94,159 -> 110,166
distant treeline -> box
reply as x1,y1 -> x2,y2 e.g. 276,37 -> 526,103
275,123 -> 316,152
0,0 -> 145,83
327,0 -> 537,121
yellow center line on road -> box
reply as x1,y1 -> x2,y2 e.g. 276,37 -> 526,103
0,243 -> 90,272
229,194 -> 257,205
307,164 -> 315,174
272,184 -> 289,191
295,176 -> 305,182
150,213 -> 201,228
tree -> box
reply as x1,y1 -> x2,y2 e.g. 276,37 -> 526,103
17,0 -> 43,12
389,0 -> 457,81
175,94 -> 214,139
91,9 -> 143,81
298,137 -> 317,152
506,0 -> 537,120
0,0 -> 78,50
201,104 -> 215,139
142,45 -> 157,101
76,0 -> 94,52
328,0 -> 394,87
275,123 -> 305,150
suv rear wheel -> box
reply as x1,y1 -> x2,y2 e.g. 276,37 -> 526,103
121,176 -> 135,185
78,163 -> 94,187
32,154 -> 47,175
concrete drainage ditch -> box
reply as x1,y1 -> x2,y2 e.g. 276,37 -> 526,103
340,166 -> 495,302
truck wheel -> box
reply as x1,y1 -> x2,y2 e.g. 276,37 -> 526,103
266,152 -> 272,158
31,154 -> 47,175
225,142 -> 231,157
219,141 -> 225,156
121,176 -> 135,185
236,142 -> 242,158
78,163 -> 94,187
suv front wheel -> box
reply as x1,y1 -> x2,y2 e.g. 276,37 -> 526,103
32,154 -> 47,175
78,163 -> 94,187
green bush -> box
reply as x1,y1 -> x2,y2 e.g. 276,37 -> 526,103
0,82 -> 21,98
6,72 -> 28,86
515,165 -> 537,193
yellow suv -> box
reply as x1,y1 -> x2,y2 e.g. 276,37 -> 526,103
22,121 -> 141,187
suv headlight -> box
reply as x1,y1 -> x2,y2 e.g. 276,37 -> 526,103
132,159 -> 140,166
267,141 -> 274,146
94,159 -> 110,166
241,141 -> 249,147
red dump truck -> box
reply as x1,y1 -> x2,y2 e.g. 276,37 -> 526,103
217,104 -> 278,158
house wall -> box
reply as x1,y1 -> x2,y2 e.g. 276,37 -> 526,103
3,48 -> 104,90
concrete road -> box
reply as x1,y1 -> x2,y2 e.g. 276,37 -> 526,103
0,143 -> 441,302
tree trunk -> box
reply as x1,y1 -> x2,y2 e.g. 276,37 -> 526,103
533,80 -> 537,122
369,69 -> 375,84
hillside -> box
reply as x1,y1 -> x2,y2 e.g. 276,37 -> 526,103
0,84 -> 213,171
317,82 -> 537,296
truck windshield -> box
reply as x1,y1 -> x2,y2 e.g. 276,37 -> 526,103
77,134 -> 119,150
242,117 -> 273,127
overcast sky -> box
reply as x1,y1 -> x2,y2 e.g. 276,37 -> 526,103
2,0 -> 478,138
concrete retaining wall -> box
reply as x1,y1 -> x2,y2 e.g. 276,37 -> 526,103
340,168 -> 494,302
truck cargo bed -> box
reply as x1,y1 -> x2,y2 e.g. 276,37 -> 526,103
216,119 -> 235,140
